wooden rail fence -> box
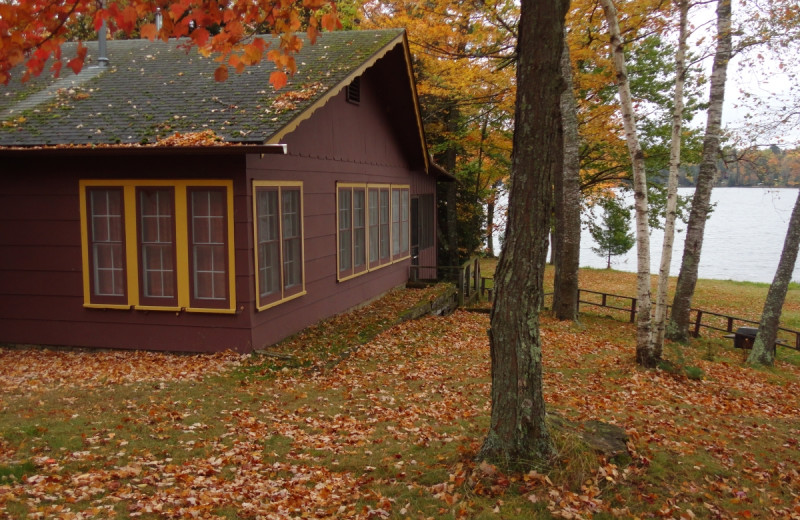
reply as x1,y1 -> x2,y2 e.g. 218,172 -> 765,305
409,257 -> 481,307
478,279 -> 800,353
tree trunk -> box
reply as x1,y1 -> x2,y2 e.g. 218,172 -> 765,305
487,195 -> 496,256
553,34 -> 582,322
478,0 -> 568,467
486,180 -> 502,256
748,189 -> 800,366
652,0 -> 689,355
600,0 -> 655,366
666,0 -> 732,342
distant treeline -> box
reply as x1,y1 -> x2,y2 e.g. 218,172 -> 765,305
677,146 -> 800,188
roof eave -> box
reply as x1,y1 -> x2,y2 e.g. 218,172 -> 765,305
0,143 -> 287,157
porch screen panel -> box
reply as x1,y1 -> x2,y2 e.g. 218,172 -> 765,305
138,188 -> 177,305
400,189 -> 410,255
189,188 -> 228,308
282,188 -> 303,294
256,188 -> 280,301
88,188 -> 126,303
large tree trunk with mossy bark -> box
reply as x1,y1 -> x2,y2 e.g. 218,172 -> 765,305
478,0 -> 568,467
667,0 -> 731,342
748,189 -> 800,366
553,33 -> 582,322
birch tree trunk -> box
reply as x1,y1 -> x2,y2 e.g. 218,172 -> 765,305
748,189 -> 800,366
478,0 -> 568,466
599,0 -> 655,366
652,0 -> 689,355
553,34 -> 582,322
666,0 -> 732,342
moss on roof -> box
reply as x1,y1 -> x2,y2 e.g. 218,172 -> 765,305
0,29 -> 404,147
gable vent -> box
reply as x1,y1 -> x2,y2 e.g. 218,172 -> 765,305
346,77 -> 361,105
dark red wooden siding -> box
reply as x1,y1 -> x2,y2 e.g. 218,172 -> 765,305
0,155 -> 255,352
244,50 -> 438,349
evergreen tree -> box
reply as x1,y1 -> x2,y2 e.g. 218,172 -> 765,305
589,197 -> 636,269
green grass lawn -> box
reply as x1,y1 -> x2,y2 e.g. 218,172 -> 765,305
1,272 -> 799,518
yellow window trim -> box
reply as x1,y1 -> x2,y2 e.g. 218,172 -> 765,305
134,305 -> 182,312
83,303 -> 132,310
79,179 -> 236,313
252,180 -> 306,312
185,307 -> 238,315
257,290 -> 307,311
336,183 -> 411,283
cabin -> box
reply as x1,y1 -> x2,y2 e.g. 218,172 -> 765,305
0,29 -> 449,353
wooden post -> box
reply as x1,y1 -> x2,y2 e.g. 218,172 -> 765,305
726,316 -> 733,332
474,258 -> 480,300
629,297 -> 637,323
693,310 -> 703,338
458,269 -> 465,307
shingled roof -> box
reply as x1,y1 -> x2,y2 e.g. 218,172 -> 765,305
0,29 -> 407,147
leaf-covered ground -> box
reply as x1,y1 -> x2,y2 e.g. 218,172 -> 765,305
1,277 -> 800,518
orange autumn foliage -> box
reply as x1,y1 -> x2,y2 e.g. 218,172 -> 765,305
0,0 -> 342,89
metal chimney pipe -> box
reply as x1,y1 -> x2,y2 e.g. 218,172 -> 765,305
156,9 -> 163,31
97,19 -> 109,67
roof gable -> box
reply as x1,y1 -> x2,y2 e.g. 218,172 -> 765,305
0,29 -> 415,149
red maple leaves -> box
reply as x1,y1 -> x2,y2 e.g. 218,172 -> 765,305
0,0 -> 342,89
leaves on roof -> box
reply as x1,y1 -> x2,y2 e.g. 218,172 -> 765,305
271,82 -> 327,113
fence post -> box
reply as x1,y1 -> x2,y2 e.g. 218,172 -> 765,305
693,310 -> 703,338
458,269 -> 465,307
727,316 -> 733,333
629,298 -> 637,323
474,258 -> 480,300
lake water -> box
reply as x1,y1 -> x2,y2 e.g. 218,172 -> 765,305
580,187 -> 800,284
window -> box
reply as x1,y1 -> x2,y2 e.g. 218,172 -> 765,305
86,187 -> 127,306
337,183 -> 410,281
338,188 -> 352,273
338,185 -> 368,279
189,188 -> 229,309
137,187 -> 177,307
253,182 -> 305,310
392,186 -> 410,260
80,180 -> 235,313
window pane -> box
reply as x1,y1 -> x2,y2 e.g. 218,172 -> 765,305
284,237 -> 301,288
369,190 -> 379,263
392,189 -> 400,255
191,190 -> 227,301
140,189 -> 175,299
89,189 -> 125,297
257,189 -> 280,297
339,189 -> 352,271
353,189 -> 366,268
380,189 -> 390,260
282,189 -> 302,289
